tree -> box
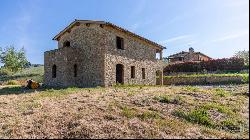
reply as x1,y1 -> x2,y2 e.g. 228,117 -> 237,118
0,46 -> 29,72
234,50 -> 249,66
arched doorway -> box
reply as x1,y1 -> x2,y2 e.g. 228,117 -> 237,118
116,64 -> 124,84
156,70 -> 163,85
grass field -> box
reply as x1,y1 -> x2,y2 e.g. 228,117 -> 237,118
0,84 -> 249,139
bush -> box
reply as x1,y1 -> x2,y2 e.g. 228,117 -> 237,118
164,57 -> 245,73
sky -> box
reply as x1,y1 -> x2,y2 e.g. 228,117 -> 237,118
0,0 -> 249,65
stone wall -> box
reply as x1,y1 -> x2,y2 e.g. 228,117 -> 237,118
163,76 -> 244,85
102,26 -> 165,86
44,24 -> 106,87
44,23 -> 164,87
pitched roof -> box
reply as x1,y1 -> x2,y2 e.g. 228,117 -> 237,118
168,51 -> 212,59
168,51 -> 189,58
53,20 -> 166,50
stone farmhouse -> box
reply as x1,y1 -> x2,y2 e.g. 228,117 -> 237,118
167,47 -> 212,64
44,20 -> 166,87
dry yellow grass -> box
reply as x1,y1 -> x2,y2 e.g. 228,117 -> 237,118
0,84 -> 249,139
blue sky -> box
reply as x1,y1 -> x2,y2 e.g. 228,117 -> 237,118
0,0 -> 249,65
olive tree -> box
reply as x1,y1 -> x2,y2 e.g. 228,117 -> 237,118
0,46 -> 29,72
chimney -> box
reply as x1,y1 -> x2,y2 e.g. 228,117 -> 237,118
189,47 -> 194,53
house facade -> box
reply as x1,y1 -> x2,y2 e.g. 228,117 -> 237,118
44,20 -> 165,87
167,47 -> 211,64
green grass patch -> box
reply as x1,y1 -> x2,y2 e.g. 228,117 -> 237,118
121,106 -> 162,120
172,108 -> 214,127
214,88 -> 230,97
137,110 -> 161,120
121,106 -> 138,119
154,95 -> 184,104
201,103 -> 234,116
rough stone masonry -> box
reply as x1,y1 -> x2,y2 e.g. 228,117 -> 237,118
44,20 -> 166,87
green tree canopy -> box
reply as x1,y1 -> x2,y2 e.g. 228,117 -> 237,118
0,46 -> 29,72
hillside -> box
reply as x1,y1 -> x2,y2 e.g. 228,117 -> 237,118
0,66 -> 44,85
0,84 -> 248,139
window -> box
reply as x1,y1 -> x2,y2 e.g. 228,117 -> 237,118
116,36 -> 124,50
52,65 -> 56,78
74,64 -> 77,77
63,41 -> 70,47
131,66 -> 135,78
179,57 -> 183,61
155,52 -> 160,59
142,68 -> 145,79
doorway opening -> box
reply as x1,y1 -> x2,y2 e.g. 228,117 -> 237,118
116,64 -> 124,84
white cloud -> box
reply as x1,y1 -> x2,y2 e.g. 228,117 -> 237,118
211,31 -> 249,42
159,35 -> 193,44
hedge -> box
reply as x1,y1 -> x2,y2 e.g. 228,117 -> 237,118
164,57 -> 245,73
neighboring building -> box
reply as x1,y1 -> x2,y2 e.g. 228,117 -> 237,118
44,20 -> 166,87
167,47 -> 212,64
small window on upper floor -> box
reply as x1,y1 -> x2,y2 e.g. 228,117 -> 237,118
116,36 -> 124,50
63,41 -> 70,47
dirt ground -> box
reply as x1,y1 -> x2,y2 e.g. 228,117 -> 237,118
0,84 -> 249,139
